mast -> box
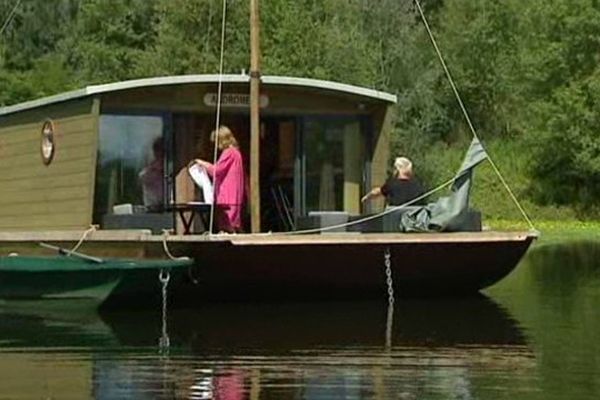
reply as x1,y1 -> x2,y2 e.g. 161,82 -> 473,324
249,0 -> 261,233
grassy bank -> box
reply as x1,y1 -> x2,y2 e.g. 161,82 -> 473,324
486,219 -> 600,246
408,138 -> 600,225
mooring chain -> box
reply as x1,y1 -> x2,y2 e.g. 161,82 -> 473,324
158,269 -> 171,353
384,248 -> 394,305
384,247 -> 395,349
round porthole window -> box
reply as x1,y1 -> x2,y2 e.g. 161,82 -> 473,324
40,119 -> 55,165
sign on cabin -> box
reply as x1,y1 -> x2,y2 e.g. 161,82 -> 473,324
203,93 -> 269,108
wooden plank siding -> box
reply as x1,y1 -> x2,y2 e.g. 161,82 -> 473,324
0,98 -> 99,231
0,98 -> 95,127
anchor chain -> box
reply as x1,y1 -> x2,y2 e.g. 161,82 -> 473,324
384,247 -> 395,349
158,269 -> 171,353
384,247 -> 394,305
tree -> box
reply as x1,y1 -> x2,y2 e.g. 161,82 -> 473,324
523,0 -> 600,209
0,0 -> 79,105
531,69 -> 600,208
136,0 -> 248,76
61,0 -> 159,83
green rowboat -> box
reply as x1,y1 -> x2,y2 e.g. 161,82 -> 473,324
0,244 -> 193,306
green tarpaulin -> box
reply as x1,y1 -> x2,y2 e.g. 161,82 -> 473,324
399,137 -> 488,232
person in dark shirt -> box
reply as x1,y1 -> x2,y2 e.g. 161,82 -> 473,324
361,157 -> 425,206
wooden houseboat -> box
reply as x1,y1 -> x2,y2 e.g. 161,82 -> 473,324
0,74 -> 536,302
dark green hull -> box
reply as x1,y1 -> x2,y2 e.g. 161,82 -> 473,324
0,255 -> 193,305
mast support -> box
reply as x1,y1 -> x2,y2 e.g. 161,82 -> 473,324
250,0 -> 261,233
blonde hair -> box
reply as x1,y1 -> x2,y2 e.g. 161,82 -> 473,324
211,125 -> 238,149
394,157 -> 413,178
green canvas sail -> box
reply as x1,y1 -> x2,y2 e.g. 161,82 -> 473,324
399,137 -> 488,232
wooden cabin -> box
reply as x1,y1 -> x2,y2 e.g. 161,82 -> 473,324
0,75 -> 396,233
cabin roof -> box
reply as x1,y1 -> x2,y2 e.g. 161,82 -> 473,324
0,74 -> 397,116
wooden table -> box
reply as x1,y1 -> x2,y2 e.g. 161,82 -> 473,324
167,202 -> 213,234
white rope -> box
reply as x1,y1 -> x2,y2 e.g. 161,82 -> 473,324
0,0 -> 21,37
284,175 -> 457,235
67,224 -> 97,255
161,229 -> 189,261
208,0 -> 228,235
413,0 -> 536,232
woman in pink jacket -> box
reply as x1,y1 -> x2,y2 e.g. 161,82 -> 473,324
194,126 -> 246,233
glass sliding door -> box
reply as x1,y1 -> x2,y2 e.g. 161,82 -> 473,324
93,114 -> 165,222
301,117 -> 365,215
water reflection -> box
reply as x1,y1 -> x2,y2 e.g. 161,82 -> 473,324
4,241 -> 600,399
489,240 -> 600,400
0,295 -> 533,399
527,241 -> 600,294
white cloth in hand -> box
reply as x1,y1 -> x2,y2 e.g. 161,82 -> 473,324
188,164 -> 214,204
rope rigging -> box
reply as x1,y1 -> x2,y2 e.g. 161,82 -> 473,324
0,0 -> 21,38
207,0 -> 229,235
161,229 -> 190,261
68,224 -> 97,254
412,0 -> 536,232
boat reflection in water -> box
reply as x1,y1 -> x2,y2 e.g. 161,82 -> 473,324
0,296 -> 535,399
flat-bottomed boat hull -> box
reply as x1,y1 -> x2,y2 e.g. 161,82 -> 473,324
0,231 -> 536,303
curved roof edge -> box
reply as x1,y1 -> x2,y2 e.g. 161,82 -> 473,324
0,74 -> 397,117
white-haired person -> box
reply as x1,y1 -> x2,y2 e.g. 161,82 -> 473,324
361,157 -> 425,207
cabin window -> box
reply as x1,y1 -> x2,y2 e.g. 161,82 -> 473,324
303,117 -> 364,215
93,114 -> 165,223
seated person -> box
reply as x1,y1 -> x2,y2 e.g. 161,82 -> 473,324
361,157 -> 425,207
139,138 -> 164,210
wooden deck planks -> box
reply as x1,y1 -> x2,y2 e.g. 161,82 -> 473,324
0,230 -> 537,245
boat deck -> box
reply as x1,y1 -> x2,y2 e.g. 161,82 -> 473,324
0,229 -> 538,245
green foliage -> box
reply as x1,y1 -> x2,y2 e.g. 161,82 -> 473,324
61,0 -> 160,83
262,0 -> 379,84
0,0 -> 79,104
436,0 -> 524,138
137,0 -> 248,76
0,0 -> 599,220
0,0 -> 78,70
512,0 -> 600,211
419,0 -> 600,217
530,68 -> 600,208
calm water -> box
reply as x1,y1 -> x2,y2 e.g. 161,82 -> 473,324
1,240 -> 600,399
